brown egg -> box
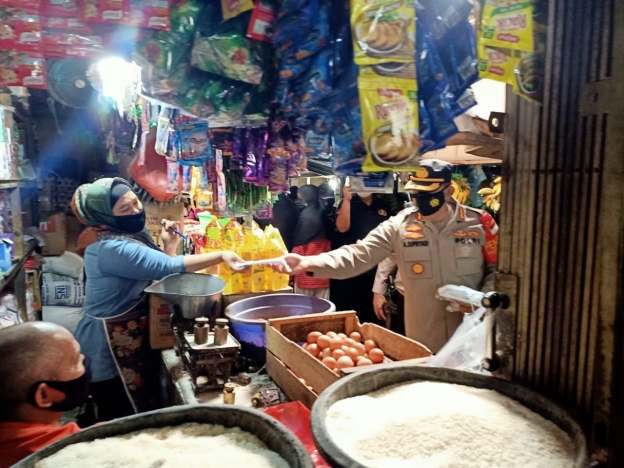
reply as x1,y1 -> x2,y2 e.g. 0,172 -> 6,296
307,331 -> 322,344
329,337 -> 344,350
307,343 -> 320,358
321,347 -> 332,359
322,356 -> 337,369
302,343 -> 309,350
364,339 -> 377,352
333,368 -> 340,374
317,335 -> 331,349
354,343 -> 366,356
326,331 -> 337,338
369,348 -> 385,364
338,333 -> 348,339
357,358 -> 373,367
344,338 -> 357,348
346,347 -> 359,363
350,332 -> 362,342
336,356 -> 354,369
332,349 -> 346,360
340,345 -> 351,354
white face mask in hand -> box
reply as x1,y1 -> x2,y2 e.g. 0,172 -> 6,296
355,192 -> 372,198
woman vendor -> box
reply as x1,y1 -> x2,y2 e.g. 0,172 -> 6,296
72,178 -> 243,422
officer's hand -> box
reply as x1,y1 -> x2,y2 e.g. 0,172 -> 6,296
272,254 -> 311,275
343,185 -> 352,202
373,293 -> 387,321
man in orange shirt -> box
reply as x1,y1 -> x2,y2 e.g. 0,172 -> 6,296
0,322 -> 89,467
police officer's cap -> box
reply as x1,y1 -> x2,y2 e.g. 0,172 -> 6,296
404,159 -> 453,192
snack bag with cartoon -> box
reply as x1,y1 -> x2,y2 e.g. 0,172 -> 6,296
351,0 -> 416,65
480,0 -> 534,52
0,50 -> 46,88
0,6 -> 42,53
129,0 -> 171,31
81,0 -> 130,25
359,75 -> 419,172
41,0 -> 79,16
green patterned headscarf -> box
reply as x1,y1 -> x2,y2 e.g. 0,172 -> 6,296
72,177 -> 131,228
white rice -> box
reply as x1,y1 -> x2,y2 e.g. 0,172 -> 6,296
35,422 -> 289,468
326,381 -> 576,468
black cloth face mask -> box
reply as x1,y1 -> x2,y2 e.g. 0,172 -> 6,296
114,209 -> 146,233
415,191 -> 446,216
29,356 -> 92,412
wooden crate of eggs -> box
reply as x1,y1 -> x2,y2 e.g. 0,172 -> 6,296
265,311 -> 432,409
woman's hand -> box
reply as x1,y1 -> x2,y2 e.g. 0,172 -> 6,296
161,219 -> 182,257
271,254 -> 311,275
222,251 -> 247,271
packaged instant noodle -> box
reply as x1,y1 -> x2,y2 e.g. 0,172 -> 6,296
478,44 -> 519,84
351,0 -> 416,65
358,75 -> 419,172
177,121 -> 213,166
0,50 -> 46,88
0,5 -> 42,53
41,0 -> 80,16
480,0 -> 534,52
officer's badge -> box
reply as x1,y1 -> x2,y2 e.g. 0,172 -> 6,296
415,168 -> 429,179
378,209 -> 388,216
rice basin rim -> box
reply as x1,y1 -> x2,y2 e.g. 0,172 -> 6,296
144,273 -> 226,297
310,366 -> 589,468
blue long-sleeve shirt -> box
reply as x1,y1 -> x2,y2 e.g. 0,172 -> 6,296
74,239 -> 186,382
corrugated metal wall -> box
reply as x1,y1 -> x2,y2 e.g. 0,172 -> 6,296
496,0 -> 624,464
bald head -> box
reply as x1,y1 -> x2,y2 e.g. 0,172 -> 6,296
0,322 -> 83,420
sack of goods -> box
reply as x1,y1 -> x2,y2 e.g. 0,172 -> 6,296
41,273 -> 85,308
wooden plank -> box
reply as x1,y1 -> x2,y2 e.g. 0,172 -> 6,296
266,324 -> 339,394
340,357 -> 431,376
357,322 -> 432,360
266,352 -> 318,410
446,132 -> 503,147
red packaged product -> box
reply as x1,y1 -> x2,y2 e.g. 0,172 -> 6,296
0,6 -> 42,53
128,0 -> 170,31
41,0 -> 79,16
42,16 -> 94,34
42,30 -> 104,58
0,1 -> 41,8
0,50 -> 46,88
81,0 -> 129,25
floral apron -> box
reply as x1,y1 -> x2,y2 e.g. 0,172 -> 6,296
95,298 -> 161,414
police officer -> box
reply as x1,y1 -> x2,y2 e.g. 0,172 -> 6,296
275,160 -> 498,353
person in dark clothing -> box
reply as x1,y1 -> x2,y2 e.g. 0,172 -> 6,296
289,186 -> 307,212
318,183 -> 338,248
330,185 -> 392,324
271,192 -> 299,252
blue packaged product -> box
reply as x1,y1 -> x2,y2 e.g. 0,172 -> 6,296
279,54 -> 313,81
447,20 -> 479,97
295,49 -> 333,109
273,0 -> 320,49
177,121 -> 213,166
276,0 -> 309,22
419,0 -> 473,42
280,1 -> 330,58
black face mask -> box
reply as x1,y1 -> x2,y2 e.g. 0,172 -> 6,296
415,191 -> 446,216
29,356 -> 92,412
114,209 -> 146,233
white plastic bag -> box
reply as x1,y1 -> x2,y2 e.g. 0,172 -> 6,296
427,306 -> 496,374
42,251 -> 84,279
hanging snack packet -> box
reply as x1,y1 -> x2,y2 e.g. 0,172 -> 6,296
358,75 -> 419,172
214,149 -> 227,211
513,22 -> 546,103
418,0 -> 473,42
295,49 -> 333,109
480,0 -> 534,52
447,20 -> 479,96
42,16 -> 93,33
177,121 -> 213,166
41,0 -> 79,16
278,0 -> 329,57
221,0 -> 253,21
276,0 -> 307,22
191,24 -> 265,85
247,0 -> 276,43
169,0 -> 203,41
81,0 -> 130,25
166,160 -> 179,194
351,0 -> 416,65
478,44 -> 519,84
0,6 -> 42,53
129,0 -> 171,31
0,50 -> 46,88
272,0 -> 319,49
279,54 -> 311,81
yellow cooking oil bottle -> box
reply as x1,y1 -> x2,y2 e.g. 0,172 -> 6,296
250,225 -> 266,293
203,217 -> 223,276
239,217 -> 256,294
221,219 -> 237,294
